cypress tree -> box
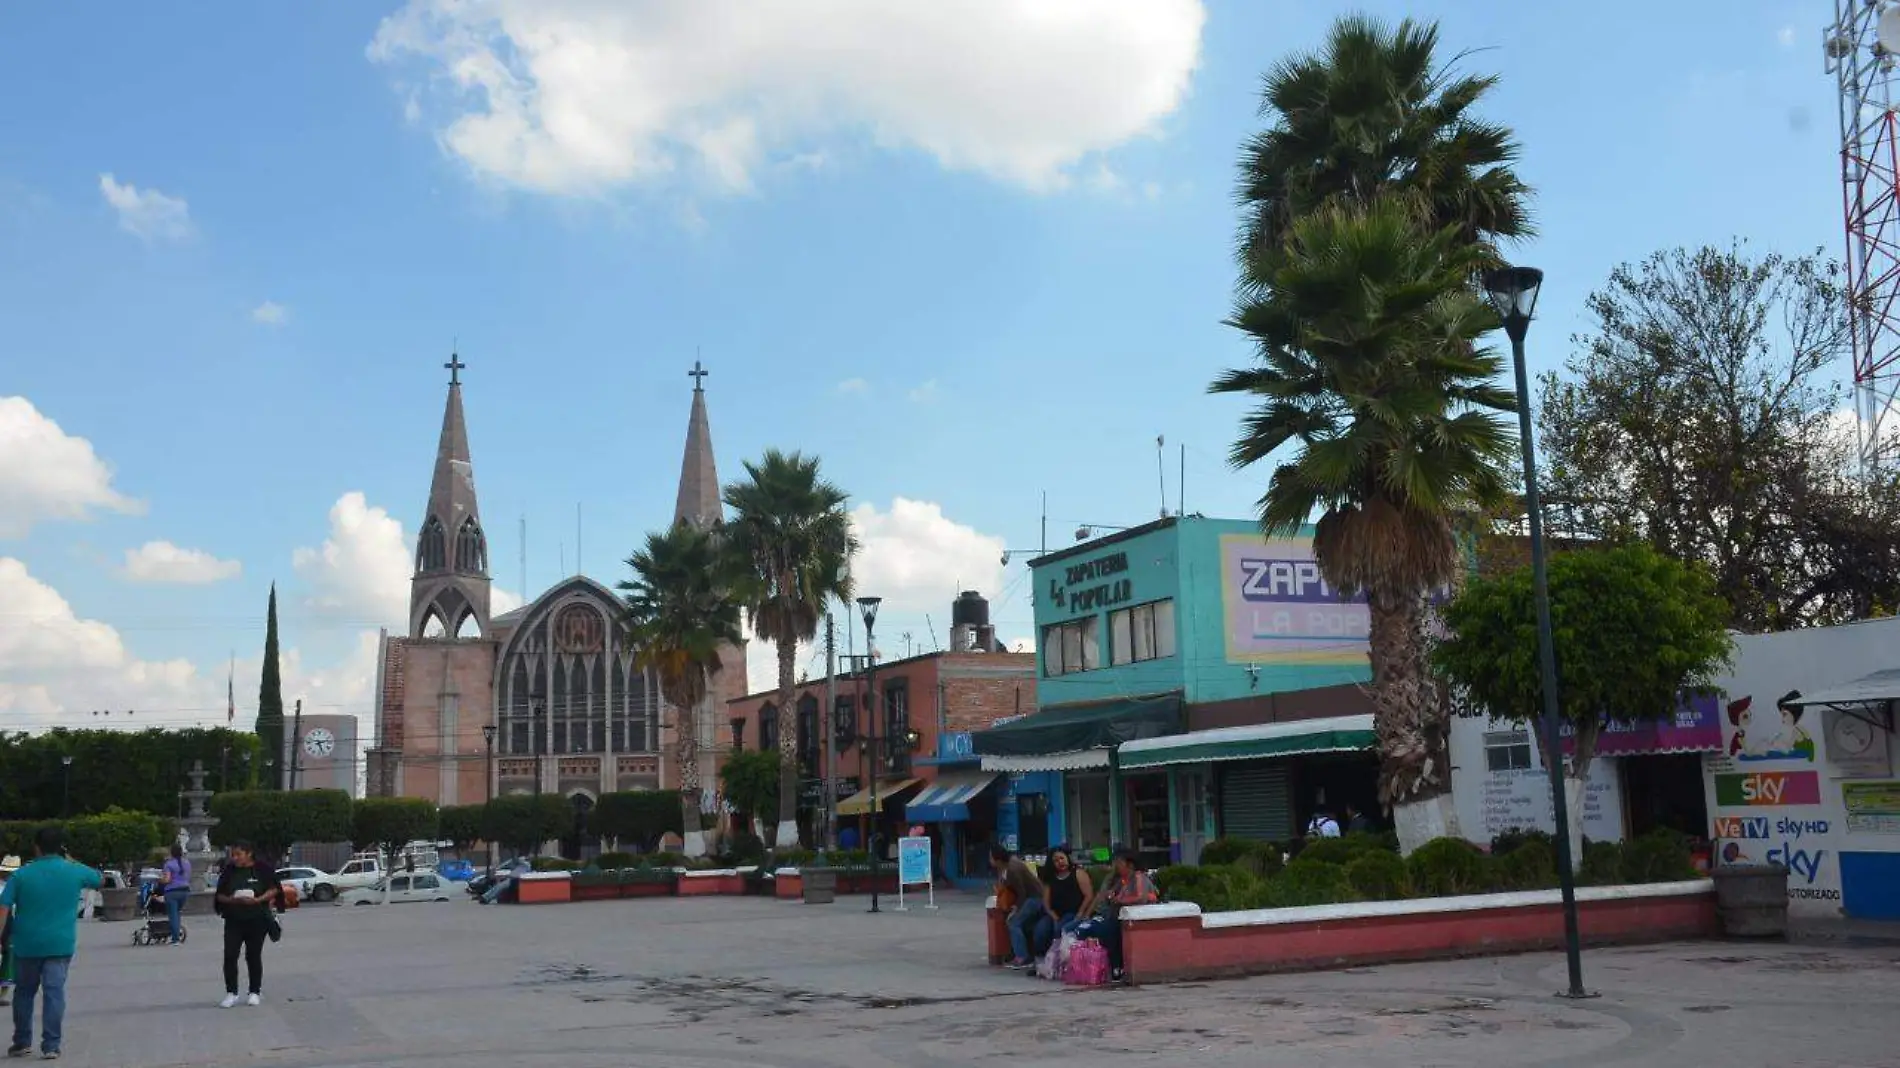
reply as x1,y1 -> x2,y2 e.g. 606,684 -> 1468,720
255,583 -> 285,789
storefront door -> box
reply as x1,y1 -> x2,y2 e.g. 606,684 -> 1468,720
1174,767 -> 1209,865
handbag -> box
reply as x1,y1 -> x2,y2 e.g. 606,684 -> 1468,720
1063,939 -> 1108,986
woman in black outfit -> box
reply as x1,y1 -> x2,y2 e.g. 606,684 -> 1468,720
213,842 -> 281,1008
1035,845 -> 1094,955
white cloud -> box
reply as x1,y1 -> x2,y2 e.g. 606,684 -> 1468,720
836,378 -> 870,396
908,379 -> 940,404
292,493 -> 414,626
97,173 -> 192,241
121,541 -> 242,585
1778,25 -> 1797,48
369,0 -> 1205,197
0,396 -> 143,538
252,301 -> 289,326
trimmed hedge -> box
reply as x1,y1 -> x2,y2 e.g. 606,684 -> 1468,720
1160,831 -> 1701,913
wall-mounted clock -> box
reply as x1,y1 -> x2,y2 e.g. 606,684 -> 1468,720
302,727 -> 336,758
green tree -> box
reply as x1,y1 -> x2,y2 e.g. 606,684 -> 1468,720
590,790 -> 684,852
619,520 -> 745,856
724,449 -> 857,847
0,728 -> 261,820
1539,242 -> 1900,628
1214,14 -> 1532,850
63,808 -> 166,872
208,789 -> 352,859
1433,543 -> 1733,866
437,804 -> 486,857
480,795 -> 570,859
1213,197 -> 1516,843
718,749 -> 780,831
256,584 -> 285,788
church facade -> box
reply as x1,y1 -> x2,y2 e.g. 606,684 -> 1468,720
366,359 -> 746,822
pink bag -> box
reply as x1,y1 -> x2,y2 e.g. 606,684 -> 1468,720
1063,938 -> 1108,986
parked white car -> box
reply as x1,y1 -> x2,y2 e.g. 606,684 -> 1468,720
306,855 -> 385,902
337,872 -> 453,906
276,866 -> 325,897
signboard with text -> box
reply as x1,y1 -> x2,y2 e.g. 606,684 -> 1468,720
1219,534 -> 1369,666
896,836 -> 932,887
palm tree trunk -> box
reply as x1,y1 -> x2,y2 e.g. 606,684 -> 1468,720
774,635 -> 802,848
1367,588 -> 1458,854
676,685 -> 705,858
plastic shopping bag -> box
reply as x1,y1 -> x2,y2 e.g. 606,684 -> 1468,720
1055,931 -> 1077,977
1063,938 -> 1108,986
1035,942 -> 1061,980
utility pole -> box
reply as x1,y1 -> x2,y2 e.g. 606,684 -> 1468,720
823,613 -> 839,851
287,699 -> 303,789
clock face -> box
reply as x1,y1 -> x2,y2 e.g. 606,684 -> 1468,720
1832,714 -> 1875,756
302,728 -> 336,758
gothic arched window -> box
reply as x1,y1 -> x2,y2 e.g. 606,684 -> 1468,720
417,516 -> 447,573
456,517 -> 487,575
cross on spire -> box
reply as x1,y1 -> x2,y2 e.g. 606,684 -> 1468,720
689,359 -> 708,392
445,351 -> 466,386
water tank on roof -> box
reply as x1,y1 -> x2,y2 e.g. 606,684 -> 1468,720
952,590 -> 989,629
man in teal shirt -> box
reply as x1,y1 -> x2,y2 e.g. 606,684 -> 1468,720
0,827 -> 102,1060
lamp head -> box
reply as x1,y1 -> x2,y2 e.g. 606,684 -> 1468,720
1482,265 -> 1544,342
856,595 -> 882,629
61,755 -> 73,767
482,724 -> 497,744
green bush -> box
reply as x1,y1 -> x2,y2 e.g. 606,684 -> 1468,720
1578,841 -> 1625,886
1621,828 -> 1699,883
642,851 -> 686,869
1156,863 -> 1264,912
1490,827 -> 1554,857
0,821 -> 62,862
1344,850 -> 1411,901
1406,837 -> 1490,897
1263,858 -> 1355,908
1199,838 -> 1261,867
1493,838 -> 1557,891
531,857 -> 580,872
593,851 -> 639,871
772,847 -> 816,867
1292,836 -> 1358,866
723,831 -> 768,866
64,808 -> 165,870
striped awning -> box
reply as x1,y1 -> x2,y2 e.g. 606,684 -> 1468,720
836,778 -> 919,817
1118,714 -> 1376,770
904,770 -> 999,823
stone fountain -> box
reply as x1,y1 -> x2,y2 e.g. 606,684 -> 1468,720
178,759 -> 220,894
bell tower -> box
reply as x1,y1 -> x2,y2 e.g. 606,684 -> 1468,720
410,352 -> 492,638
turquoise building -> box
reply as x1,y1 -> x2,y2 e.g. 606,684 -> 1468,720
973,516 -> 1380,866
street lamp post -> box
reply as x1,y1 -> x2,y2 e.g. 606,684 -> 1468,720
60,755 -> 73,817
857,596 -> 883,915
1483,265 -> 1590,1000
482,724 -> 498,877
530,695 -> 547,797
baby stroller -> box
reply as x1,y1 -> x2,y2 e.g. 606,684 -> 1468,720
131,879 -> 185,946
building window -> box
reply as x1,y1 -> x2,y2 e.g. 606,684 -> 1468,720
730,719 -> 745,751
1042,616 -> 1101,677
883,680 -> 910,773
416,516 -> 446,573
1484,730 -> 1533,772
797,695 -> 819,774
1110,599 -> 1176,665
833,696 -> 857,750
760,703 -> 779,751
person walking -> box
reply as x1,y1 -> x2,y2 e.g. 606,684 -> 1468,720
0,827 -> 104,1060
159,845 -> 191,946
212,842 -> 280,1008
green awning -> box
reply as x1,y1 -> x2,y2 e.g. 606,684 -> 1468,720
972,694 -> 1183,759
1117,713 -> 1375,770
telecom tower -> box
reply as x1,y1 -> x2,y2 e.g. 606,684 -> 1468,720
1828,1 -> 1900,474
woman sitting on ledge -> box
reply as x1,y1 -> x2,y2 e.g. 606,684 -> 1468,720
1072,849 -> 1158,983
1035,846 -> 1093,954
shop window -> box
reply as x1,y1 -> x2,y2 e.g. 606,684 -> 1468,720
1018,793 -> 1050,854
1110,599 -> 1176,665
1043,616 -> 1101,677
1484,729 -> 1533,772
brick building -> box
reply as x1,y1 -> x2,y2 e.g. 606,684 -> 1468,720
723,632 -> 1033,869
367,359 -> 745,856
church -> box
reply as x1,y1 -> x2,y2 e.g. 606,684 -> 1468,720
365,357 -> 747,840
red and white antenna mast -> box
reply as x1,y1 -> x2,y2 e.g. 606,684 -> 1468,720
1827,0 -> 1900,473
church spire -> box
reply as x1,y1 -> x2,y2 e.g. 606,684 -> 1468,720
410,352 -> 492,639
673,359 -> 722,528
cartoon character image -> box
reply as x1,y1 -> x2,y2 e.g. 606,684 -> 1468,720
1719,841 -> 1752,865
1725,693 -> 1816,762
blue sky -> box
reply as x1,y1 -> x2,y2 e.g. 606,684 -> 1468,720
0,1 -> 1847,733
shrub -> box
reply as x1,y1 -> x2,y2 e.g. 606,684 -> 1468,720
64,808 -> 165,871
772,847 -> 817,868
1579,841 -> 1625,886
1263,858 -> 1355,908
1620,828 -> 1699,883
1407,837 -> 1490,897
1199,838 -> 1260,867
723,831 -> 768,866
1344,850 -> 1411,901
641,851 -> 686,870
1156,863 -> 1263,912
1493,838 -> 1557,891
1491,827 -> 1554,857
1293,836 -> 1359,866
593,851 -> 639,871
531,857 -> 580,872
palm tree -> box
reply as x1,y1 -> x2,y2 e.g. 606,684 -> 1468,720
1213,198 -> 1517,847
619,520 -> 745,858
724,449 -> 858,848
1235,14 -> 1531,278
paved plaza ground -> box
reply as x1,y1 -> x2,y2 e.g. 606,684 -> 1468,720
28,889 -> 1900,1067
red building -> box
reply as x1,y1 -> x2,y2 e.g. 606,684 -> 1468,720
723,647 -> 1034,853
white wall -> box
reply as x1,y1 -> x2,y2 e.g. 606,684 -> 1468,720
1449,714 -> 1624,847
1703,616 -> 1900,919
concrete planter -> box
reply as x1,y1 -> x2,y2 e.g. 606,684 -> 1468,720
801,868 -> 838,905
99,886 -> 140,922
182,891 -> 217,916
621,873 -> 678,898
677,869 -> 744,896
774,868 -> 804,899
571,876 -> 621,902
1712,864 -> 1790,937
1117,879 -> 1720,985
515,872 -> 572,905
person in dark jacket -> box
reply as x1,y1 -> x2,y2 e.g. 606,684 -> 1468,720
213,842 -> 281,1008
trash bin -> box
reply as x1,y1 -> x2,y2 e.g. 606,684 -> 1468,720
802,867 -> 837,905
1713,863 -> 1789,937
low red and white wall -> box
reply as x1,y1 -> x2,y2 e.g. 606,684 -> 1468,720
1121,879 -> 1718,984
